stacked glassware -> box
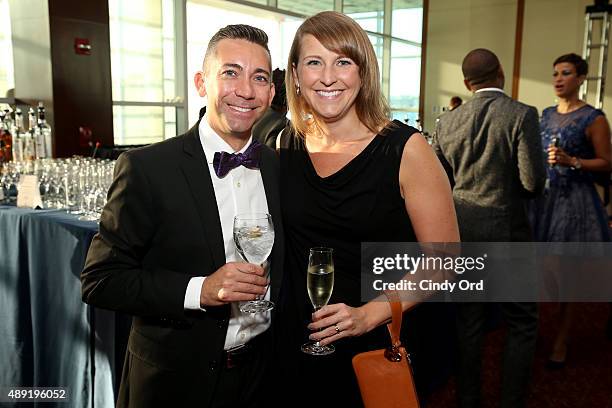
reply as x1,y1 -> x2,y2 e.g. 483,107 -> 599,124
1,157 -> 115,221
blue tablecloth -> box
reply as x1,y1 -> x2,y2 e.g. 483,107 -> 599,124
0,206 -> 123,407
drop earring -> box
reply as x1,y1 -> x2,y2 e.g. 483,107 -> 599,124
296,83 -> 301,95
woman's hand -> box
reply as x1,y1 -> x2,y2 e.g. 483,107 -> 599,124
547,145 -> 575,167
307,303 -> 372,346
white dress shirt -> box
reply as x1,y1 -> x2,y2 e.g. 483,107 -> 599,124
183,113 -> 271,350
475,87 -> 505,94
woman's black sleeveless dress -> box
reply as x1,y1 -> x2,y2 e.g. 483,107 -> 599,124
276,120 -> 419,407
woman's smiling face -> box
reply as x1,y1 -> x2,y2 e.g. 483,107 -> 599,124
293,34 -> 362,124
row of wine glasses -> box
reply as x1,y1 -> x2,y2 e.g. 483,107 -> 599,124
232,212 -> 335,355
0,161 -> 19,202
0,157 -> 115,221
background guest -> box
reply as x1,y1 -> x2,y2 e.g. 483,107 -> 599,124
252,68 -> 288,148
449,95 -> 463,111
433,48 -> 546,408
530,53 -> 612,368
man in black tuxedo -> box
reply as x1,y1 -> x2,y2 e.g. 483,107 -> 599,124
81,25 -> 283,408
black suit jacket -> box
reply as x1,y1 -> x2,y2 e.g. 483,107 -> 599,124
81,116 -> 284,408
252,108 -> 288,148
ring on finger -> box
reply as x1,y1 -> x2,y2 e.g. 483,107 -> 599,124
334,323 -> 341,333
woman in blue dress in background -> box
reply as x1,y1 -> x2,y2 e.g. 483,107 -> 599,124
531,53 -> 611,367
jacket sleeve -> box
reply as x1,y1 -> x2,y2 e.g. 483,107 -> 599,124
432,119 -> 455,188
81,151 -> 192,320
516,106 -> 546,196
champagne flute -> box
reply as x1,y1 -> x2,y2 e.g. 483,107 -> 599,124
301,247 -> 335,356
549,132 -> 560,169
234,212 -> 275,314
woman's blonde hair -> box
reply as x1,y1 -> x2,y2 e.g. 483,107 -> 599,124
286,11 -> 391,137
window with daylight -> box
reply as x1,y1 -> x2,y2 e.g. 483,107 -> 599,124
109,0 -> 424,141
109,0 -> 185,145
0,0 -> 15,103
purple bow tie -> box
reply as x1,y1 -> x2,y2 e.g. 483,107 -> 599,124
213,140 -> 262,178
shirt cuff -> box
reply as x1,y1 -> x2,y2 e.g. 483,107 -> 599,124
184,276 -> 207,311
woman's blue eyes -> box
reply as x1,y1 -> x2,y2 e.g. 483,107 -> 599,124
306,59 -> 352,66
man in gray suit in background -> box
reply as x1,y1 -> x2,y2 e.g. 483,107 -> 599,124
433,48 -> 546,408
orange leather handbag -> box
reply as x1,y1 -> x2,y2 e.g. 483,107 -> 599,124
352,292 -> 420,408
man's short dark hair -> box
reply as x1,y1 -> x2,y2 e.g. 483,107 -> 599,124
450,96 -> 463,108
203,24 -> 271,71
553,53 -> 588,77
271,68 -> 286,110
462,48 -> 501,86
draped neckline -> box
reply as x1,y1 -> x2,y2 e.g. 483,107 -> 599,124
300,120 -> 402,184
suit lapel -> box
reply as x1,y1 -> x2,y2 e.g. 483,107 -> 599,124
179,122 -> 227,271
259,149 -> 284,303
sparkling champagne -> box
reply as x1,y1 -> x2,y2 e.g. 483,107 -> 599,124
301,247 -> 335,356
307,265 -> 334,309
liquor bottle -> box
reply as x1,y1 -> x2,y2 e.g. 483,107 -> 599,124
12,108 -> 25,162
20,107 -> 36,163
23,107 -> 36,162
28,107 -> 36,133
32,106 -> 45,159
23,128 -> 37,161
2,108 -> 14,131
415,118 -> 424,133
0,109 -> 13,163
37,102 -> 52,158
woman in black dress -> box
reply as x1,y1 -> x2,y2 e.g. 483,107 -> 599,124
276,11 -> 459,407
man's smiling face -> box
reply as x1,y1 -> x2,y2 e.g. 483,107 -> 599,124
198,38 -> 275,143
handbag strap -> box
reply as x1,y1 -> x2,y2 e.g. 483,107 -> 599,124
384,290 -> 402,348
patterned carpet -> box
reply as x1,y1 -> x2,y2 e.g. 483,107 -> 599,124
425,303 -> 612,408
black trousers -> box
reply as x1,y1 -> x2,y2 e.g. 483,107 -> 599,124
455,302 -> 538,408
210,334 -> 270,408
